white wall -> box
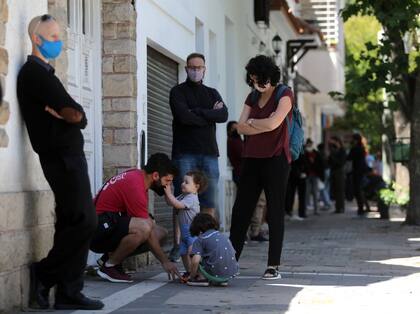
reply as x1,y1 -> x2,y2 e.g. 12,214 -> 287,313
136,0 -> 255,227
0,0 -> 49,193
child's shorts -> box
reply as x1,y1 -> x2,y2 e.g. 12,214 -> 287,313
179,223 -> 196,256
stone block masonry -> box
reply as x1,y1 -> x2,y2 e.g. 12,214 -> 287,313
102,0 -> 138,180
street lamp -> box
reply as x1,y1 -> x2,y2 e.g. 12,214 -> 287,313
272,34 -> 282,56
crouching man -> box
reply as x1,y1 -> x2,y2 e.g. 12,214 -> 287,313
90,153 -> 181,282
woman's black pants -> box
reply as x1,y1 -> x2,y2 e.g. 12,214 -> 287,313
229,154 -> 290,266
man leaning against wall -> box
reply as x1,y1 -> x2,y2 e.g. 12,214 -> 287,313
16,15 -> 103,310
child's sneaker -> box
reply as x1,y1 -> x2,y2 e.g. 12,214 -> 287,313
262,266 -> 281,280
180,272 -> 190,283
211,281 -> 228,287
187,278 -> 209,287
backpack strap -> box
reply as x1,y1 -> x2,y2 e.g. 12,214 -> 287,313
274,85 -> 292,134
250,89 -> 260,106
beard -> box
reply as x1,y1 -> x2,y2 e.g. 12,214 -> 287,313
150,179 -> 165,196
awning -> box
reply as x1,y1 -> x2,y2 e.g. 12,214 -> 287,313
295,72 -> 319,94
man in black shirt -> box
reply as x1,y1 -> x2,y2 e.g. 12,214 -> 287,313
17,15 -> 103,310
168,52 -> 228,261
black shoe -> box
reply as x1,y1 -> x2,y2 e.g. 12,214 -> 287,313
250,233 -> 269,242
96,253 -> 109,268
54,292 -> 104,310
29,263 -> 50,309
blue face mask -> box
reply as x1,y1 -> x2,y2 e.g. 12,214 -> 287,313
37,35 -> 63,59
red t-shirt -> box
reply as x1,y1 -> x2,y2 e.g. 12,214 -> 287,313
242,86 -> 293,162
94,169 -> 149,219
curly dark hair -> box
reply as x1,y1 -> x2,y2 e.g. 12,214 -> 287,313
190,213 -> 219,236
185,170 -> 208,194
245,55 -> 281,88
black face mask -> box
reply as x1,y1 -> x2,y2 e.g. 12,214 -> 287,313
150,179 -> 165,196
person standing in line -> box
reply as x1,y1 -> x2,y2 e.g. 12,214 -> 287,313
285,151 -> 308,220
168,52 -> 228,262
304,139 -> 324,215
347,133 -> 369,216
17,15 -> 103,310
373,151 -> 383,177
227,121 -> 243,186
328,136 -> 347,213
317,142 -> 332,210
229,55 -> 292,280
227,120 -> 268,242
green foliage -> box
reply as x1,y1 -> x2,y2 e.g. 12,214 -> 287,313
331,15 -> 385,152
379,182 -> 409,207
341,0 -> 420,118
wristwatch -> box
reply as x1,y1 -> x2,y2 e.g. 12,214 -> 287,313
248,118 -> 254,126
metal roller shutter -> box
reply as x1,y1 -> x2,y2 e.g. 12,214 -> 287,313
147,46 -> 178,235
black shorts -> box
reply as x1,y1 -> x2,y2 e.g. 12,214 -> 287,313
90,212 -> 154,255
90,212 -> 131,253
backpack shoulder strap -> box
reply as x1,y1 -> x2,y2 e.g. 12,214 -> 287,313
250,89 -> 260,106
274,85 -> 292,132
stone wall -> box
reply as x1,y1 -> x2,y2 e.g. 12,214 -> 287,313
0,191 -> 55,313
0,0 -> 9,148
102,0 -> 138,180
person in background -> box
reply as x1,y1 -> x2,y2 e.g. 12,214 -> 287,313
227,121 -> 267,242
347,133 -> 369,216
169,52 -> 228,262
227,121 -> 243,186
373,151 -> 383,177
304,139 -> 324,215
285,151 -> 308,220
317,142 -> 332,211
328,136 -> 347,213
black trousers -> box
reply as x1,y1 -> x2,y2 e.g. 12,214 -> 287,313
331,169 -> 345,212
285,174 -> 306,217
229,154 -> 290,266
353,174 -> 367,215
37,154 -> 97,296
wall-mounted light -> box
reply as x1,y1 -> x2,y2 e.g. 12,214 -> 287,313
272,34 -> 282,56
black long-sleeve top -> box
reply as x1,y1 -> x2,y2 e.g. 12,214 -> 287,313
170,79 -> 228,157
347,145 -> 368,176
17,55 -> 87,157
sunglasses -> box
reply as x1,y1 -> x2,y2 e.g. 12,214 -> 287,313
33,14 -> 56,34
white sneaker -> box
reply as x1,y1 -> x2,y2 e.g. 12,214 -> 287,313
290,215 -> 304,221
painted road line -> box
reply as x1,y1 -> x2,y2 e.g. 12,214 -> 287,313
70,273 -> 169,314
236,272 -> 393,279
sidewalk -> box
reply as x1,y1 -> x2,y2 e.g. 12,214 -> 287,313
27,205 -> 420,314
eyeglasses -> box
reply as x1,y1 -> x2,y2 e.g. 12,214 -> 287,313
186,66 -> 206,71
41,14 -> 54,21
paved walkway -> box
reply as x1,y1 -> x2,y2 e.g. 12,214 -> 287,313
28,205 -> 420,314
